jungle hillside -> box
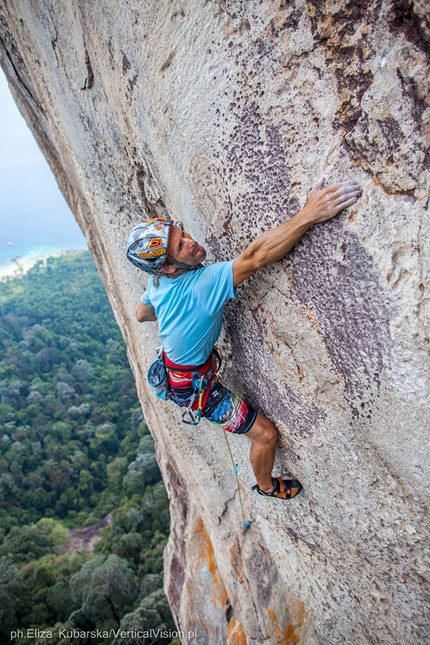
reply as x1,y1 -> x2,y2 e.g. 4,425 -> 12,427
0,251 -> 176,645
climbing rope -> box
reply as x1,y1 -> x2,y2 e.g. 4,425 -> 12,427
223,430 -> 253,535
221,431 -> 254,612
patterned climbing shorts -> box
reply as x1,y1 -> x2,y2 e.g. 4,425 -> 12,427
165,354 -> 256,434
198,379 -> 257,434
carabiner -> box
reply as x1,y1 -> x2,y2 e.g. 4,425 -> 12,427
181,408 -> 201,425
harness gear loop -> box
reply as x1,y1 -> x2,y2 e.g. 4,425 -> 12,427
181,372 -> 209,425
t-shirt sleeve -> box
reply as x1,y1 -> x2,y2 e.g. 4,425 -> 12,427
194,260 -> 237,316
141,289 -> 152,306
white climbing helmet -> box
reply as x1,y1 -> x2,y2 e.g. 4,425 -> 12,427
126,218 -> 172,275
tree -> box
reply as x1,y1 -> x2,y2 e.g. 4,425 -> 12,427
72,360 -> 93,382
0,519 -> 68,563
123,453 -> 161,492
69,554 -> 137,625
0,554 -> 22,638
112,589 -> 175,645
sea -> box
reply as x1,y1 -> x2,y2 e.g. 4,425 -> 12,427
0,69 -> 87,279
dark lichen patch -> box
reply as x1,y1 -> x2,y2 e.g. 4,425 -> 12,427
270,8 -> 303,36
133,160 -> 167,220
388,0 -> 430,58
206,102 -> 299,260
222,0 -> 426,200
81,49 -> 94,90
121,52 -> 138,100
127,72 -> 138,95
306,0 -> 378,41
303,1 -> 377,132
122,52 -> 131,74
396,67 -> 428,125
252,36 -> 272,64
161,50 -> 176,72
288,527 -> 322,554
334,65 -> 373,134
245,545 -> 278,610
227,102 -> 300,242
343,110 -> 424,197
205,231 -> 225,262
311,0 -> 429,193
107,39 -> 114,68
290,218 -> 393,418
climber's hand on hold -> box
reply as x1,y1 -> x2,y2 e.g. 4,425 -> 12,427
299,176 -> 362,224
232,175 -> 362,287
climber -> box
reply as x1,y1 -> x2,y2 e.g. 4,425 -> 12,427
126,176 -> 361,500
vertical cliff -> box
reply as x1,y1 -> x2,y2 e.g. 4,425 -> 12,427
1,1 -> 429,643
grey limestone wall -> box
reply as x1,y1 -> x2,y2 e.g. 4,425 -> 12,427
1,1 -> 429,643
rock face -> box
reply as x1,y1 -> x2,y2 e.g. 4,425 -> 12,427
1,1 -> 429,643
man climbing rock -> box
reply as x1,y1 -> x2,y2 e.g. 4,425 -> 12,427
127,177 -> 361,500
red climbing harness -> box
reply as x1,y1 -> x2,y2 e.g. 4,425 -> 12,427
164,350 -> 221,424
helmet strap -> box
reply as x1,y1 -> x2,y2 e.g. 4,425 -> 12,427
160,259 -> 203,280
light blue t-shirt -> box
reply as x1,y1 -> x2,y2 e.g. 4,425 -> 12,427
141,260 -> 237,365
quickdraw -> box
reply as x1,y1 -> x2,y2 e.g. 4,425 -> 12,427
181,373 -> 211,426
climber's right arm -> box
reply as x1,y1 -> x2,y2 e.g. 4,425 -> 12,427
233,177 -> 361,287
136,302 -> 157,322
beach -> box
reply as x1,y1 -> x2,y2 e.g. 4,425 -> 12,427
0,245 -> 87,279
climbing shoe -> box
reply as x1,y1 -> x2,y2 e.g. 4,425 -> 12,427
252,477 -> 303,500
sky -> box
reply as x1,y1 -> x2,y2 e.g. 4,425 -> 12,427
0,68 -> 87,277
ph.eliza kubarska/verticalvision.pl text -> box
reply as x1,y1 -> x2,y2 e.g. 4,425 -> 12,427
10,628 -> 197,641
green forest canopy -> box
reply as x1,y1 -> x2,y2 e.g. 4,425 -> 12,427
0,252 -> 177,645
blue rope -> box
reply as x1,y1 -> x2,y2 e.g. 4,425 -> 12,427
223,432 -> 252,534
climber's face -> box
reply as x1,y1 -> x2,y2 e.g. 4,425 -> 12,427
165,224 -> 207,270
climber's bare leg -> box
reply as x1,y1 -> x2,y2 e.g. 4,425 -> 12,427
245,412 -> 278,493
